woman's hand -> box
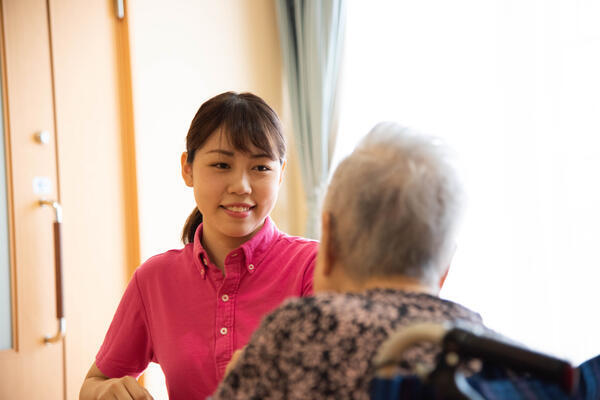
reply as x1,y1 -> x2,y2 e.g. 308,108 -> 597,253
80,363 -> 154,400
93,376 -> 153,400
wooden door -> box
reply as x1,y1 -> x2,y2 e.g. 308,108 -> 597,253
0,0 -> 138,398
0,0 -> 65,398
49,0 -> 139,398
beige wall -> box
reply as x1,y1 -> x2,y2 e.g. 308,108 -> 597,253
128,0 -> 306,265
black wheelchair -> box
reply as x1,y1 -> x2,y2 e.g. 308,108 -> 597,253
371,323 -> 599,399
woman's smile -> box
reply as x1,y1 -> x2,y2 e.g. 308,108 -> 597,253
221,203 -> 256,218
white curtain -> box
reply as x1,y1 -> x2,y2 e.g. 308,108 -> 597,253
276,0 -> 347,238
335,0 -> 600,365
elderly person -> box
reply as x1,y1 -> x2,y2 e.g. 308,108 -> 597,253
212,122 -> 489,399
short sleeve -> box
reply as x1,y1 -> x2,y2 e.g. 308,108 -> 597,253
95,271 -> 154,378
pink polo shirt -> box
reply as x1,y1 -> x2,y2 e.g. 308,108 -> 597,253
95,217 -> 317,399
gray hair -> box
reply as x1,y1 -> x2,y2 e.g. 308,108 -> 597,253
323,122 -> 464,286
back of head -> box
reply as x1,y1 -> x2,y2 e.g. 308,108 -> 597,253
324,122 -> 464,286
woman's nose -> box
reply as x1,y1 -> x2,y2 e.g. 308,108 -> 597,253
228,170 -> 252,195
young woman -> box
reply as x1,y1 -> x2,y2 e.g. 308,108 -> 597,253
80,92 -> 317,400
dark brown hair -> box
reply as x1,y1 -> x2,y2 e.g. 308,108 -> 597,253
181,91 -> 286,244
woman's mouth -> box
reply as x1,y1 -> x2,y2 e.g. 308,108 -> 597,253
224,205 -> 251,212
221,204 -> 255,218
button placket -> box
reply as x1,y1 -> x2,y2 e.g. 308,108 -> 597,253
215,264 -> 239,369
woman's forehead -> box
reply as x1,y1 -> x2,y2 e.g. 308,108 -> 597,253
202,129 -> 274,158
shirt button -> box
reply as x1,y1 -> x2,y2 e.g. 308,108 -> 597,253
248,264 -> 255,270
221,294 -> 229,302
220,327 -> 228,335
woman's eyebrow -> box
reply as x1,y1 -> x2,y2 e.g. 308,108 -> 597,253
206,149 -> 234,157
205,149 -> 273,159
250,153 -> 272,159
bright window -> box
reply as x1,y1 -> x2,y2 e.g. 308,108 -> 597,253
335,0 -> 600,364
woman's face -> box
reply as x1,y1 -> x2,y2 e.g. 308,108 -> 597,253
181,130 -> 283,244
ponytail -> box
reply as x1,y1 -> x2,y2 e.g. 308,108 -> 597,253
182,208 -> 203,244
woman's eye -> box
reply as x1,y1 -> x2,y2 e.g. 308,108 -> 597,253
254,165 -> 271,172
212,162 -> 230,169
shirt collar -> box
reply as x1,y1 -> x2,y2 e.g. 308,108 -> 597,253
192,216 -> 279,276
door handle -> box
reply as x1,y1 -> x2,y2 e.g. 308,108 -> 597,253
39,199 -> 65,344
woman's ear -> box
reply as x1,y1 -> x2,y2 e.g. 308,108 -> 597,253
279,159 -> 287,185
181,152 -> 193,187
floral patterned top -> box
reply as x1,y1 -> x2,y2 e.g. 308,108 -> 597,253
212,288 -> 487,400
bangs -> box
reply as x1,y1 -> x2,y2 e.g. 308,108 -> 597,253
186,91 -> 286,163
219,104 -> 283,160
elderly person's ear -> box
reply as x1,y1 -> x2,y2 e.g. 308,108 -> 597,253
438,243 -> 457,291
438,267 -> 450,291
321,211 -> 336,272
314,211 -> 338,293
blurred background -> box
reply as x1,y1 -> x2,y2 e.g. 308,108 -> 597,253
1,1 -> 599,399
